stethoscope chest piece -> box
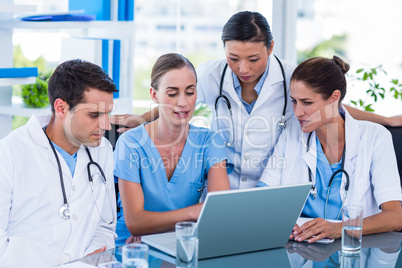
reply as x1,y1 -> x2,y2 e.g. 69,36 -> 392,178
310,186 -> 317,199
278,115 -> 287,130
59,204 -> 70,220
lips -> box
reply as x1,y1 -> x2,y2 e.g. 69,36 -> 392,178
240,76 -> 251,81
298,120 -> 309,127
92,133 -> 104,139
174,111 -> 189,118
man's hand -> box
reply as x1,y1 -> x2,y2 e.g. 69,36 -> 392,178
109,114 -> 146,133
292,218 -> 342,243
86,246 -> 107,256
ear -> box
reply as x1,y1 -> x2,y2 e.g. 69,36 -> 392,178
54,98 -> 69,119
150,87 -> 158,103
330,90 -> 341,103
267,40 -> 274,57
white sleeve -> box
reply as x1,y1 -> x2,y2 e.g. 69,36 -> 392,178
84,141 -> 117,255
0,142 -> 63,267
259,128 -> 288,186
196,62 -> 208,105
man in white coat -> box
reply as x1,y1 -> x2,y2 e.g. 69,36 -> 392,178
0,59 -> 117,267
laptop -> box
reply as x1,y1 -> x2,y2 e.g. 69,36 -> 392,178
141,182 -> 312,259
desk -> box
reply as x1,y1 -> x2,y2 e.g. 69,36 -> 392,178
69,232 -> 402,267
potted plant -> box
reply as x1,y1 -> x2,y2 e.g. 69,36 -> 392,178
21,71 -> 52,108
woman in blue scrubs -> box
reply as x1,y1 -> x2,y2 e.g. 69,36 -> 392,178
113,53 -> 231,245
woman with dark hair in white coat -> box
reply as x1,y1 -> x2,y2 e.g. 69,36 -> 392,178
259,56 -> 402,243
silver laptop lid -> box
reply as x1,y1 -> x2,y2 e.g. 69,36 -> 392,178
197,183 -> 312,259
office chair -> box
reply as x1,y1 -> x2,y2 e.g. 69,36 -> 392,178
385,126 -> 402,187
104,124 -> 124,211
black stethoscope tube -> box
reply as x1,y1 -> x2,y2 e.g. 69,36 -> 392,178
43,127 -> 114,224
306,132 -> 350,198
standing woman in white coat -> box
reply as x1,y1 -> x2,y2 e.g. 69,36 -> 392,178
111,11 -> 402,190
259,56 -> 402,243
196,11 -> 295,189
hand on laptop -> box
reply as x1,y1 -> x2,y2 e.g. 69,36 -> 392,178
126,235 -> 142,244
188,203 -> 204,221
291,218 -> 342,243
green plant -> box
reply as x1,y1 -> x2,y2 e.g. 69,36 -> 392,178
297,34 -> 348,64
348,66 -> 402,112
21,71 -> 52,108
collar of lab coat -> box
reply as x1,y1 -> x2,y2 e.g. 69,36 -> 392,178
253,55 -> 284,112
221,55 -> 284,114
26,114 -> 90,181
301,105 -> 359,187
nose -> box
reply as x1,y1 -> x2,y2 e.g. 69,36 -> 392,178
177,93 -> 188,108
293,102 -> 303,118
238,61 -> 250,74
100,114 -> 112,131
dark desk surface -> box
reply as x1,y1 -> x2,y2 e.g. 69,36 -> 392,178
72,232 -> 402,267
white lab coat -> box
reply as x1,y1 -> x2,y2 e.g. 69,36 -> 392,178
0,114 -> 117,267
197,57 -> 296,189
260,106 -> 402,217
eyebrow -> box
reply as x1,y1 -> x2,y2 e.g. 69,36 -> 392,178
88,111 -> 107,115
228,53 -> 260,58
166,85 -> 196,90
290,96 -> 313,101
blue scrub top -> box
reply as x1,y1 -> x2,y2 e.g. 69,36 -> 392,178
52,142 -> 77,177
113,124 -> 232,245
301,136 -> 343,220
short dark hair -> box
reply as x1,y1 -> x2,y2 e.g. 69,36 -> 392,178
48,59 -> 117,112
151,53 -> 197,90
291,56 -> 350,103
221,11 -> 273,48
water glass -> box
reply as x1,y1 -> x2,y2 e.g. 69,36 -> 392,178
340,252 -> 361,268
341,205 -> 363,255
122,243 -> 149,268
176,222 -> 198,268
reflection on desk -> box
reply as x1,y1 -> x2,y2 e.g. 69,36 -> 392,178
69,232 -> 402,268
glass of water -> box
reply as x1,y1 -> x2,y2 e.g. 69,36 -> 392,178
122,243 -> 149,268
341,205 -> 363,255
176,222 -> 198,268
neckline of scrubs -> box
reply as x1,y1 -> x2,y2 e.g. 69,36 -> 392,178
141,124 -> 193,192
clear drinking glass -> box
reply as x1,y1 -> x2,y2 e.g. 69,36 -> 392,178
176,222 -> 198,268
341,205 -> 363,255
122,243 -> 149,268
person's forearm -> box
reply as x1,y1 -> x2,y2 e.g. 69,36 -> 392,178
344,104 -> 402,126
362,210 -> 402,235
141,107 -> 159,123
125,203 -> 202,236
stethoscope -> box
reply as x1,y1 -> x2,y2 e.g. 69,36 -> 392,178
306,132 -> 350,219
214,55 -> 288,147
43,128 -> 115,224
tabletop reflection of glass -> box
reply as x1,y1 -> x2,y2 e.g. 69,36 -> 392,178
71,232 -> 402,268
